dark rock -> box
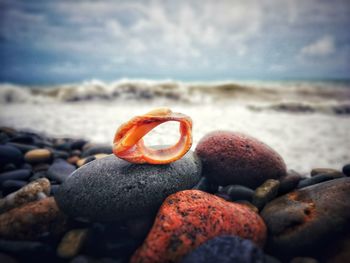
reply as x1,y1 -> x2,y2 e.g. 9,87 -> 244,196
54,142 -> 72,152
8,135 -> 36,144
195,131 -> 286,188
290,257 -> 319,263
71,139 -> 88,150
29,171 -> 49,182
71,149 -> 82,156
192,177 -> 217,193
278,173 -> 303,195
310,168 -> 344,177
181,235 -> 265,263
219,185 -> 254,202
0,253 -> 17,263
0,145 -> 24,169
342,164 -> 350,176
6,142 -> 38,153
261,177 -> 350,258
1,163 -> 17,172
297,173 -> 343,189
57,229 -> 88,258
50,184 -> 60,196
1,180 -> 27,196
0,239 -> 54,257
264,254 -> 281,263
0,169 -> 31,184
0,132 -> 9,144
32,163 -> 50,173
52,150 -> 70,159
252,179 -> 280,210
55,152 -> 201,221
47,159 -> 76,183
81,144 -> 112,158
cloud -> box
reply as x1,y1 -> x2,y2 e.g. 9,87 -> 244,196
301,35 -> 336,56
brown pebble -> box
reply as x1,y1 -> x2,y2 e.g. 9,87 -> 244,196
311,168 -> 344,178
57,228 -> 88,258
0,197 -> 68,240
24,149 -> 52,164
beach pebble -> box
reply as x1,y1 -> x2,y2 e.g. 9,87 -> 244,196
252,179 -> 280,210
0,145 -> 24,169
278,172 -> 303,195
261,177 -> 350,258
52,150 -> 69,160
0,169 -> 31,184
219,185 -> 254,202
32,163 -> 50,173
29,171 -> 49,182
1,180 -> 27,196
57,229 -> 88,258
81,144 -> 112,158
310,168 -> 343,177
55,152 -> 201,221
6,142 -> 38,153
297,173 -> 342,189
195,131 -> 286,188
0,178 -> 50,213
24,149 -> 52,164
192,177 -> 217,193
181,235 -> 265,263
0,197 -> 68,240
47,159 -> 76,183
0,253 -> 17,263
71,139 -> 88,150
130,190 -> 266,263
342,164 -> 350,176
9,135 -> 36,144
50,184 -> 60,196
0,239 -> 53,258
290,257 -> 319,263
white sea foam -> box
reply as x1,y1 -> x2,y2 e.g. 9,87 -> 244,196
0,79 -> 349,174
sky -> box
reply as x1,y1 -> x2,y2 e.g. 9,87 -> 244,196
0,0 -> 350,84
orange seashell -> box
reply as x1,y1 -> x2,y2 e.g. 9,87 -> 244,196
113,108 -> 193,164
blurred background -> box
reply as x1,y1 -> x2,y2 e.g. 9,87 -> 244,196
0,0 -> 349,173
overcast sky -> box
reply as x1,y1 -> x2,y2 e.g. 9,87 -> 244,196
1,0 -> 349,84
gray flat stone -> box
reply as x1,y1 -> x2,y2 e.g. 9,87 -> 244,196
55,152 -> 201,221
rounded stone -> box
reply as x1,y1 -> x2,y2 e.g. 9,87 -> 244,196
195,131 -> 286,188
81,144 -> 112,158
47,159 -> 76,183
342,164 -> 350,176
55,152 -> 201,221
0,145 -> 24,169
0,169 -> 31,184
297,174 -> 341,189
24,149 -> 52,164
219,185 -> 254,202
261,177 -> 350,258
181,235 -> 265,263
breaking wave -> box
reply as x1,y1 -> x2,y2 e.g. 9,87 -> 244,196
1,79 -> 350,114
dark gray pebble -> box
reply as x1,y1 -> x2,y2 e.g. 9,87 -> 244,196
0,169 -> 31,184
297,173 -> 343,189
47,159 -> 76,183
1,180 -> 27,196
0,145 -> 24,169
81,145 -> 112,158
181,235 -> 265,263
192,177 -> 217,193
52,150 -> 70,159
8,135 -> 36,144
0,239 -> 54,257
290,257 -> 319,263
29,171 -> 49,182
1,163 -> 17,172
278,174 -> 303,195
0,132 -> 9,144
6,142 -> 38,153
50,184 -> 60,196
71,139 -> 88,150
32,163 -> 50,173
219,185 -> 254,202
343,164 -> 350,176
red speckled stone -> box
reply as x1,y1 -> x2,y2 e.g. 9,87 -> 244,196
130,190 -> 266,263
195,131 -> 286,188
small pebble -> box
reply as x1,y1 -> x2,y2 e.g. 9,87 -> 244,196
1,180 -> 27,196
297,174 -> 342,189
290,257 -> 319,263
0,239 -> 53,257
342,164 -> 350,176
278,173 -> 303,195
32,163 -> 50,173
50,184 -> 60,196
6,142 -> 38,153
57,229 -> 88,258
71,139 -> 88,150
81,144 -> 112,158
47,159 -> 76,183
310,168 -> 344,178
0,145 -> 24,169
0,169 -> 31,184
252,179 -> 280,210
52,150 -> 70,159
24,149 -> 52,164
219,185 -> 254,202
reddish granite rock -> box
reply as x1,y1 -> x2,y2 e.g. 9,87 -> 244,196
130,190 -> 266,263
195,131 -> 286,188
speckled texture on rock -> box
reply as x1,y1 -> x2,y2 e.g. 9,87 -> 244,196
131,190 -> 266,263
181,235 -> 265,263
261,177 -> 350,257
195,131 -> 286,188
55,152 -> 201,221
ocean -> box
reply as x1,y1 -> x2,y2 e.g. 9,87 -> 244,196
0,79 -> 349,174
